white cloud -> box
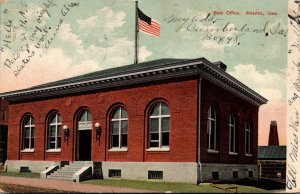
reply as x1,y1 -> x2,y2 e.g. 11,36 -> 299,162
228,64 -> 286,145
77,7 -> 126,34
139,46 -> 153,62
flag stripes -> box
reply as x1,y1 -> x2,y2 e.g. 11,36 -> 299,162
138,18 -> 160,37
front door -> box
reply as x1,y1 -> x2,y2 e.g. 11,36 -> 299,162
77,110 -> 92,161
78,129 -> 91,161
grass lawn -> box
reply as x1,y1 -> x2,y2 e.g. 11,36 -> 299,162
0,171 -> 283,193
84,179 -> 272,193
0,171 -> 40,178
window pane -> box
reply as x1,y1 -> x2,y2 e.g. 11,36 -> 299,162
230,115 -> 235,125
121,108 -> 128,118
79,111 -> 86,122
24,117 -> 31,125
112,108 -> 120,119
24,127 -> 30,138
57,137 -> 61,148
49,141 -> 55,149
31,127 -> 35,138
49,126 -> 56,136
210,127 -> 215,149
150,118 -> 159,132
87,111 -> 92,121
161,103 -> 170,115
24,138 -> 29,149
162,117 -> 170,132
121,120 -> 128,133
150,104 -> 159,116
121,134 -> 127,147
31,138 -> 34,149
57,114 -> 62,123
151,133 -> 159,141
112,135 -> 119,147
162,132 -> 169,146
49,115 -> 56,124
112,121 -> 119,134
31,117 -> 35,125
150,141 -> 159,147
57,125 -> 62,137
209,107 -> 216,118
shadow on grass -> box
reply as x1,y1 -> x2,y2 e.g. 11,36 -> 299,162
236,178 -> 285,190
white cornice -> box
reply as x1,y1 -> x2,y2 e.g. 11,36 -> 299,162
0,58 -> 267,106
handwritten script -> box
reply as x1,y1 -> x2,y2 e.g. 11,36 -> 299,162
1,0 -> 79,77
164,13 -> 287,46
287,0 -> 300,191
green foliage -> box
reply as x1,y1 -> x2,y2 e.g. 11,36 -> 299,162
0,172 -> 40,178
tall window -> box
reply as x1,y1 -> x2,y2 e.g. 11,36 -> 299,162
78,110 -> 92,130
149,102 -> 170,148
207,106 -> 217,150
22,115 -> 35,150
48,113 -> 62,150
229,114 -> 236,153
111,107 -> 128,148
245,120 -> 251,154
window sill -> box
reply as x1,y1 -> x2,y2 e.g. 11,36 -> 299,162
46,149 -> 61,153
245,154 -> 253,157
147,147 -> 170,152
21,149 -> 34,153
207,149 -> 219,154
108,148 -> 128,152
229,152 -> 238,155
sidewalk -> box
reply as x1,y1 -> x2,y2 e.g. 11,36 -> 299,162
0,176 -> 156,193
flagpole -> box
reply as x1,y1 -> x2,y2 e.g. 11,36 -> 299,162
134,0 -> 139,64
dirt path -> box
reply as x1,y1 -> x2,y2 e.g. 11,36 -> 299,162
0,176 -> 154,193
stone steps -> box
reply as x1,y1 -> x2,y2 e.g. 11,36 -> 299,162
47,162 -> 87,181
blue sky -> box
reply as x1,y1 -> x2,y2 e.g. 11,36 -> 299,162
0,0 -> 287,145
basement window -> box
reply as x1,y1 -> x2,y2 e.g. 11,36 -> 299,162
249,171 -> 253,178
212,171 -> 219,181
233,171 -> 238,179
108,169 -> 121,178
148,171 -> 163,180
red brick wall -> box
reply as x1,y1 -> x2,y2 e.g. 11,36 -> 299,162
7,79 -> 198,162
200,78 -> 259,164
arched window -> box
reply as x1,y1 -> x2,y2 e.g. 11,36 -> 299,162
245,120 -> 251,154
48,113 -> 62,150
22,115 -> 35,150
229,114 -> 236,153
207,106 -> 217,150
78,110 -> 92,130
149,102 -> 170,148
111,107 -> 128,149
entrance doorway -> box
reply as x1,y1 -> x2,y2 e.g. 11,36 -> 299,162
0,126 -> 7,164
77,110 -> 92,161
78,130 -> 91,161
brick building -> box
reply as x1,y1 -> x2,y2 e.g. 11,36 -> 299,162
0,58 -> 267,183
258,121 -> 286,183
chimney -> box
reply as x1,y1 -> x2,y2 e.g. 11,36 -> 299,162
213,61 -> 227,71
268,121 -> 279,146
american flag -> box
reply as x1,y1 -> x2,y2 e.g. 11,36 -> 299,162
137,8 -> 160,37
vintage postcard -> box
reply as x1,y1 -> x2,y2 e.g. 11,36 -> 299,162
0,0 -> 296,193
